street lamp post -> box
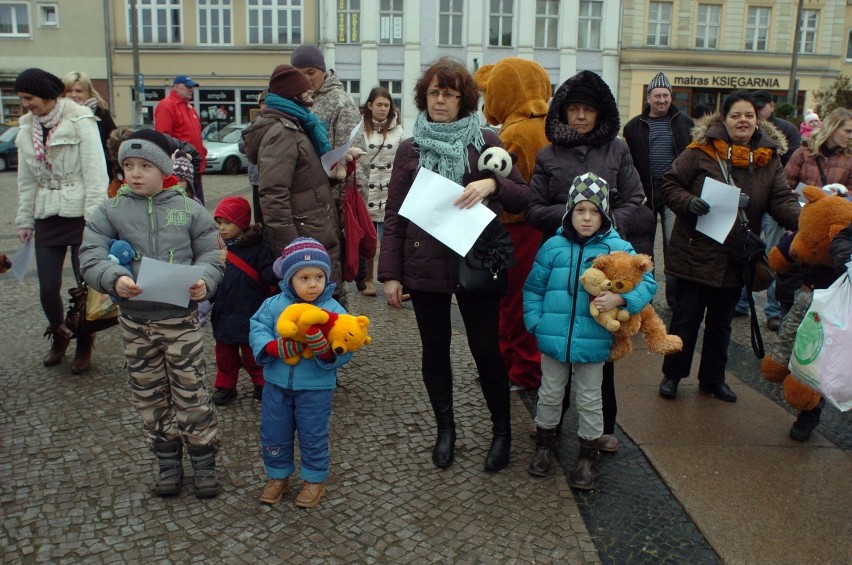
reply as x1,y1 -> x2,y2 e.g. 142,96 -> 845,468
787,0 -> 804,117
129,0 -> 143,126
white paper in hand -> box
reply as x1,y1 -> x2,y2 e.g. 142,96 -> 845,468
696,177 -> 740,244
398,168 -> 496,256
131,257 -> 206,307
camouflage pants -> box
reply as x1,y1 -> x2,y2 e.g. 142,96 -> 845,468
768,288 -> 813,364
118,312 -> 219,449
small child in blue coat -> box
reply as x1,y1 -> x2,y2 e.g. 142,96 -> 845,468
249,238 -> 352,509
523,172 -> 656,490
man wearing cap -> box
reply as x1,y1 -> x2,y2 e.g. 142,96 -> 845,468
623,71 -> 694,308
154,75 -> 208,202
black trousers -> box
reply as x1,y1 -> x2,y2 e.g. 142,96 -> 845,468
35,244 -> 79,328
662,278 -> 741,385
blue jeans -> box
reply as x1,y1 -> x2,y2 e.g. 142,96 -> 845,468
736,213 -> 783,320
260,383 -> 334,483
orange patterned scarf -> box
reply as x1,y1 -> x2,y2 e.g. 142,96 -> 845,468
688,138 -> 775,168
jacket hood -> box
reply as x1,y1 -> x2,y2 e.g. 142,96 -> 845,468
475,57 -> 551,127
546,70 -> 619,149
241,109 -> 298,164
690,113 -> 788,155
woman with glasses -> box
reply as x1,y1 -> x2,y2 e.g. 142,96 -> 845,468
358,86 -> 405,297
378,58 -> 530,472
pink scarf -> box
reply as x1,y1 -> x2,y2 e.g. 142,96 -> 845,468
32,97 -> 65,166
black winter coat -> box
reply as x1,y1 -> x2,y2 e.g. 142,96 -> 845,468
831,222 -> 852,276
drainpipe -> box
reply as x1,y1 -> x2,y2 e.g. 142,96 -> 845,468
788,0 -> 804,117
103,0 -> 114,116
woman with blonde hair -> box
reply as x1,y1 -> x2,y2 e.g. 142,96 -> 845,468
63,71 -> 116,179
785,107 -> 852,191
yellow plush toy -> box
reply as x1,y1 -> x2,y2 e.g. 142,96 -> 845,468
591,252 -> 684,361
276,303 -> 372,365
580,267 -> 629,332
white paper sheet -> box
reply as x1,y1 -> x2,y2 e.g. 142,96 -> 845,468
398,168 -> 496,256
130,257 -> 206,307
320,121 -> 364,174
9,239 -> 35,283
696,177 -> 741,244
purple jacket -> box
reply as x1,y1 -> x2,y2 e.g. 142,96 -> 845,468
378,129 -> 530,294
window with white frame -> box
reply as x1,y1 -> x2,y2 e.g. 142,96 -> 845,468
799,9 -> 818,54
535,0 -> 558,49
379,79 -> 403,117
745,6 -> 770,51
341,79 -> 360,106
380,0 -> 402,45
695,4 -> 721,49
337,0 -> 359,44
489,0 -> 513,47
0,2 -> 30,36
39,3 -> 58,27
248,0 -> 301,45
647,1 -> 671,47
128,0 -> 182,44
198,0 -> 231,45
438,0 -> 463,46
578,1 -> 602,50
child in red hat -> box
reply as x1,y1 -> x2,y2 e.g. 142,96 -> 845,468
210,195 -> 278,404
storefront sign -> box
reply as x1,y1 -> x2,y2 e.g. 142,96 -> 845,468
241,90 -> 264,103
199,89 -> 235,102
672,75 -> 783,89
131,88 -> 166,102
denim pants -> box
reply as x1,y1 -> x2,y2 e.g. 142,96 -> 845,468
536,354 -> 603,441
662,279 -> 741,385
736,213 -> 783,319
261,382 -> 334,483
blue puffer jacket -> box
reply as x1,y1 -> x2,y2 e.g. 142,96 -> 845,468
249,281 -> 352,391
523,227 -> 657,364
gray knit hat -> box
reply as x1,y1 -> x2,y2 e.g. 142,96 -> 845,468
647,72 -> 672,93
291,44 -> 326,72
118,129 -> 174,175
566,172 -> 611,219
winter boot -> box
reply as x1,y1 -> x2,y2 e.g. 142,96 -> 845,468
70,333 -> 95,374
482,379 -> 512,472
789,398 -> 825,442
362,256 -> 377,296
431,402 -> 456,468
152,440 -> 183,497
568,437 -> 600,490
528,427 -> 557,477
187,444 -> 220,499
43,325 -> 71,367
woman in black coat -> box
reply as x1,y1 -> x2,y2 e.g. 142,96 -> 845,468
63,71 -> 117,181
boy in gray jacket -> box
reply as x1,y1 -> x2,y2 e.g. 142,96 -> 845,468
80,129 -> 224,499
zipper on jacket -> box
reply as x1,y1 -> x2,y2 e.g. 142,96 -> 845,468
288,362 -> 296,389
565,244 -> 585,360
168,250 -> 175,264
147,197 -> 157,255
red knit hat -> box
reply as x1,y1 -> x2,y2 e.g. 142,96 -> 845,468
214,196 -> 251,230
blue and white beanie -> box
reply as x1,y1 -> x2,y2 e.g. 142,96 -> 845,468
273,237 -> 331,283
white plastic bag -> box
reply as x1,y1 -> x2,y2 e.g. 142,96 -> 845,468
789,272 -> 852,411
9,239 -> 35,282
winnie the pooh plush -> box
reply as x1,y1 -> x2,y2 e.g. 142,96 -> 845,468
276,303 -> 371,365
580,267 -> 629,332
761,185 -> 852,439
591,252 -> 684,361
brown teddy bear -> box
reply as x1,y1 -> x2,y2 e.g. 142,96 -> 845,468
761,185 -> 852,415
591,252 -> 684,361
580,267 -> 630,332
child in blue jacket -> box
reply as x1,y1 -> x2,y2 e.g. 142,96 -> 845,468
523,172 -> 656,490
249,238 -> 352,509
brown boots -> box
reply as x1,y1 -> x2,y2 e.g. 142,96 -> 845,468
528,427 -> 557,477
43,325 -> 71,367
361,256 -> 377,297
568,437 -> 600,490
71,333 -> 95,374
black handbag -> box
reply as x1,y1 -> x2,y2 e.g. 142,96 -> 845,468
66,279 -> 119,337
729,208 -> 774,293
456,218 -> 516,296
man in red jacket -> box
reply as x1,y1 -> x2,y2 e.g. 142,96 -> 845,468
155,75 -> 208,202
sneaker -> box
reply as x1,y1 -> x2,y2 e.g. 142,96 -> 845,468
598,434 -> 619,453
253,386 -> 263,401
509,384 -> 528,392
260,478 -> 290,505
295,481 -> 326,508
734,309 -> 749,318
766,317 -> 782,332
211,387 -> 237,406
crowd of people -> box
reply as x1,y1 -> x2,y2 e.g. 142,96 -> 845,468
11,54 -> 851,505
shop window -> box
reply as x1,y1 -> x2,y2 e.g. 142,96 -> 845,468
198,0 -> 232,46
341,79 -> 360,106
380,0 -> 402,45
128,0 -> 182,44
799,9 -> 818,54
695,4 -> 721,49
248,0 -> 302,45
535,0 -> 558,49
647,1 -> 671,47
745,7 -> 769,51
578,1 -> 602,51
0,2 -> 30,37
489,0 -> 513,47
379,79 -> 403,118
438,0 -> 463,46
39,4 -> 58,27
337,0 -> 359,44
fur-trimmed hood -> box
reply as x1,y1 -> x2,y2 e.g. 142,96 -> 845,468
688,112 -> 788,156
545,70 -> 619,149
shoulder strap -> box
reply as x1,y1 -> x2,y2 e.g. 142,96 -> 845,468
227,252 -> 262,287
815,156 -> 829,186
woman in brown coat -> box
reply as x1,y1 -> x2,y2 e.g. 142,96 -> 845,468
659,90 -> 800,402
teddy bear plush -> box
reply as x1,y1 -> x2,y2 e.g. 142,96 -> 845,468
579,267 -> 629,332
276,303 -> 372,365
591,252 -> 684,361
761,185 -> 852,411
108,239 -> 137,271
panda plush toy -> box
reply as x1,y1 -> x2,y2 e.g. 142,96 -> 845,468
477,146 -> 516,178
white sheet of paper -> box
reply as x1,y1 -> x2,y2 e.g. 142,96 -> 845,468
320,121 -> 363,174
398,168 -> 496,256
695,177 -> 740,244
9,238 -> 35,283
131,257 -> 206,307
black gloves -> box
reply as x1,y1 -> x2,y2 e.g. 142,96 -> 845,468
688,197 -> 711,216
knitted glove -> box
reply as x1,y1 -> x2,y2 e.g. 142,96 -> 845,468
688,197 -> 711,216
265,338 -> 304,359
305,326 -> 335,361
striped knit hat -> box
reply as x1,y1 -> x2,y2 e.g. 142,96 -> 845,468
647,71 -> 672,93
273,237 -> 331,283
